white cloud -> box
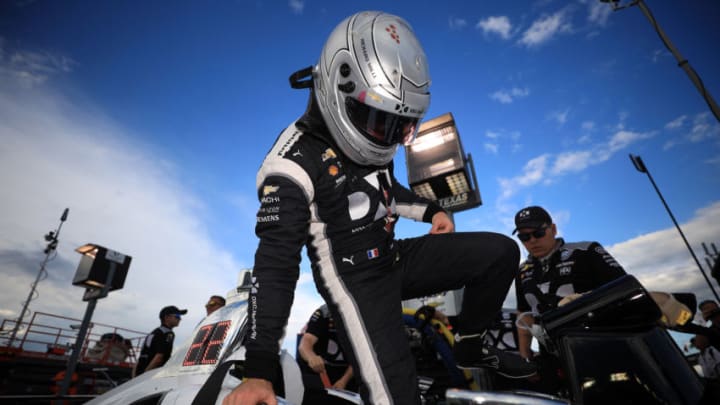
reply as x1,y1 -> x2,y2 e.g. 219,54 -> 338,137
665,115 -> 687,130
549,108 -> 570,125
0,43 -> 332,356
577,134 -> 593,144
706,154 -> 720,165
498,154 -> 550,200
490,90 -> 513,104
0,39 -> 76,87
661,112 -> 718,150
608,201 -> 720,302
512,87 -> 529,97
617,111 -> 630,128
449,17 -> 467,30
581,121 -> 596,131
663,139 -> 678,151
587,2 -> 612,26
652,49 -> 671,63
476,16 -> 512,39
288,0 -> 304,14
607,130 -> 654,152
483,129 -> 523,154
519,11 -> 572,48
490,87 -> 530,104
551,150 -> 593,174
688,113 -> 720,143
0,75 -> 250,346
498,127 -> 653,201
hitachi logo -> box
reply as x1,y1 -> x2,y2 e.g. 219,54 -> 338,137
261,196 -> 280,204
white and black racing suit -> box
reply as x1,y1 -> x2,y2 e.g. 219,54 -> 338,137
244,102 -> 519,405
514,239 -> 627,394
515,238 -> 627,315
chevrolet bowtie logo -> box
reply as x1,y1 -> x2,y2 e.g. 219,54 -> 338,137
262,185 -> 279,196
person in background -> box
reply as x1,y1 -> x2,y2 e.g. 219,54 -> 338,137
132,305 -> 187,377
697,299 -> 720,349
700,300 -> 720,326
513,206 -> 626,394
223,10 -> 533,405
693,334 -> 720,380
206,295 -> 227,316
297,304 -> 356,404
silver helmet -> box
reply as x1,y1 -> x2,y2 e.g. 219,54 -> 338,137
313,11 -> 431,166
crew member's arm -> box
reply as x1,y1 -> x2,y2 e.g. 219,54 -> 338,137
515,275 -> 535,360
143,353 -> 166,373
141,330 -> 173,374
517,323 -> 539,382
297,332 -> 325,374
334,365 -> 354,390
517,324 -> 534,360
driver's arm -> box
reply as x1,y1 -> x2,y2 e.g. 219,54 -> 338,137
388,163 -> 445,223
223,378 -> 276,405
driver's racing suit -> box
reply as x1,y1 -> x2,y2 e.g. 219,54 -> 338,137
244,104 -> 519,404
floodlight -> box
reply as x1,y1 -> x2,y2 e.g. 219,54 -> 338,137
72,243 -> 131,292
405,112 -> 481,212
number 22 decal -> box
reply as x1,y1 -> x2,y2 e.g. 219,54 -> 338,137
183,320 -> 231,366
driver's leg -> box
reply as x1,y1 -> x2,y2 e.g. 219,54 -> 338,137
398,232 -> 536,378
398,232 -> 518,334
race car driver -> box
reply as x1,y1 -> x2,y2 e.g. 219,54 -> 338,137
223,11 -> 535,405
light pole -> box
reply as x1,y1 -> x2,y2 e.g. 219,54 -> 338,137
8,208 -> 69,347
629,154 -> 720,302
601,0 -> 720,123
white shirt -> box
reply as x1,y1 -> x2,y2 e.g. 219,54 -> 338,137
698,346 -> 720,379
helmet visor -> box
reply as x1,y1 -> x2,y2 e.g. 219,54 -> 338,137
345,97 -> 419,146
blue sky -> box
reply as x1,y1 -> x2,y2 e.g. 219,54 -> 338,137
1,0 -> 719,353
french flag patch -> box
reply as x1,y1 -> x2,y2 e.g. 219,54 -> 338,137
367,248 -> 380,260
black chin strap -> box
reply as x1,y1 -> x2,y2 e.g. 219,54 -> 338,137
289,66 -> 314,89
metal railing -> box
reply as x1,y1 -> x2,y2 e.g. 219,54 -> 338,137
0,311 -> 146,367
